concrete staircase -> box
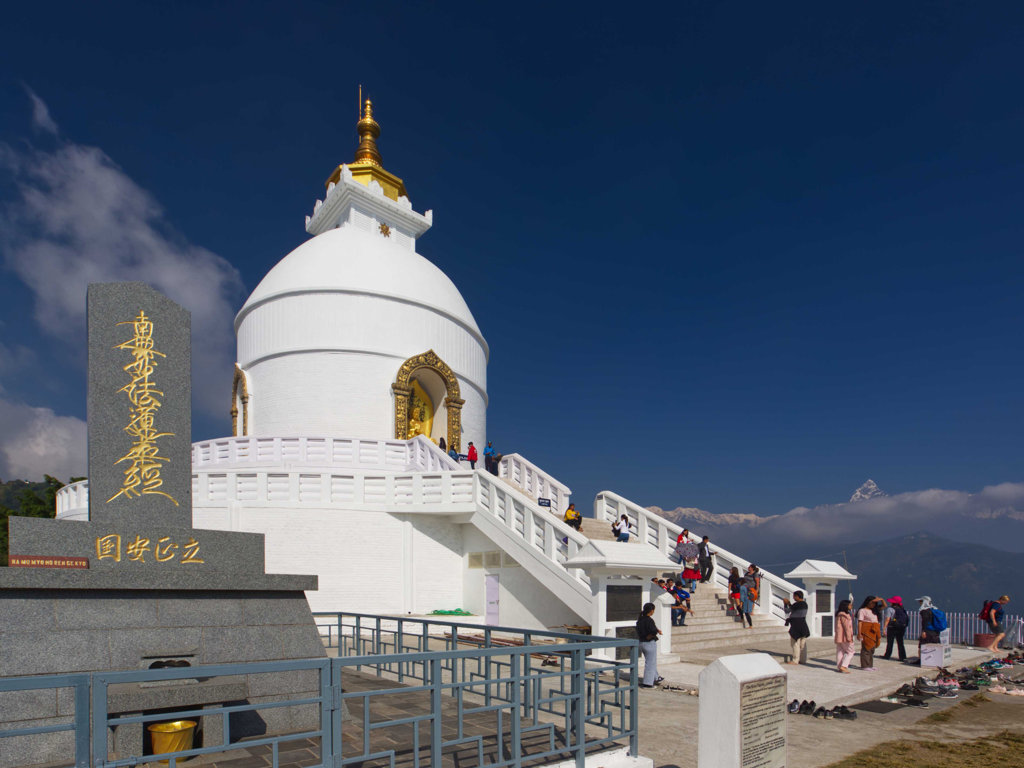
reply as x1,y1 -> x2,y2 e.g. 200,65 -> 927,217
670,583 -> 791,653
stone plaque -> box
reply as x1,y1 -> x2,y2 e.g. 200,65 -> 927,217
87,282 -> 191,529
740,675 -> 786,768
606,585 -> 643,622
698,653 -> 787,768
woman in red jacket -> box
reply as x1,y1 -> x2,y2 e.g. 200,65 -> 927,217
467,442 -> 478,469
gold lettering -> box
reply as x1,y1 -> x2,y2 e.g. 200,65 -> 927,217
126,535 -> 151,562
180,537 -> 204,564
155,537 -> 178,562
108,311 -> 179,505
96,534 -> 122,561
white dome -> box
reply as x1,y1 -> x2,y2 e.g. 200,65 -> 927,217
236,227 -> 481,336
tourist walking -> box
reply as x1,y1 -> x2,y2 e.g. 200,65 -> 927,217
783,591 -> 811,664
697,536 -> 714,583
982,595 -> 1011,653
739,564 -> 760,628
681,558 -> 701,592
467,442 -> 478,469
563,503 -> 582,532
613,515 -> 631,542
880,595 -> 909,661
483,442 -> 496,473
636,602 -> 663,687
834,599 -> 855,673
856,596 -> 882,670
727,566 -> 743,614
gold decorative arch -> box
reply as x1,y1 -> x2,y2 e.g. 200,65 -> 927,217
231,364 -> 249,436
392,350 -> 465,452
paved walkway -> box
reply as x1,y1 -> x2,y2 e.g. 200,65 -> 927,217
657,638 -> 994,709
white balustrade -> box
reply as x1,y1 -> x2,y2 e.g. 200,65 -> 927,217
594,490 -> 800,624
498,453 -> 572,513
190,435 -> 459,472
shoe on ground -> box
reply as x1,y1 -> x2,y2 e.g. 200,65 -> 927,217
654,676 -> 664,684
937,689 -> 958,699
639,683 -> 654,688
788,699 -> 801,714
813,707 -> 826,718
906,697 -> 928,708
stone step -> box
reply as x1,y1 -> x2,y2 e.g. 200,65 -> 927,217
671,626 -> 792,652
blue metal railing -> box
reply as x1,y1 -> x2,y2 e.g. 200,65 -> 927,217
1,614 -> 637,768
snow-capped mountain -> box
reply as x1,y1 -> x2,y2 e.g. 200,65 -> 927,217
850,479 -> 887,503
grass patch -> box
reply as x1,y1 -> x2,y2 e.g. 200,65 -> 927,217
922,693 -> 989,723
823,730 -> 1024,767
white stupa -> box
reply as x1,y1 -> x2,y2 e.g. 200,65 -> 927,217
233,100 -> 487,449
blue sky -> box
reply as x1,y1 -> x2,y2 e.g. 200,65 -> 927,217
1,2 -> 1022,519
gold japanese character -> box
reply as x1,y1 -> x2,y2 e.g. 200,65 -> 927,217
126,535 -> 151,562
180,537 -> 204,564
155,537 -> 178,562
96,534 -> 122,562
108,311 -> 179,506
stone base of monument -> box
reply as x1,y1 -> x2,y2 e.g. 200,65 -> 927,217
0,582 -> 323,768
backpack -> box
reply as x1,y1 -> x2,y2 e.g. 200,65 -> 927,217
979,600 -> 996,622
924,607 -> 947,633
890,604 -> 909,628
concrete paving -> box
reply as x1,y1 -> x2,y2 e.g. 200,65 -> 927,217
637,650 -> 1024,768
654,637 -> 994,709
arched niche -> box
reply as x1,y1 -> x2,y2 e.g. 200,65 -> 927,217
231,364 -> 249,436
392,350 -> 465,452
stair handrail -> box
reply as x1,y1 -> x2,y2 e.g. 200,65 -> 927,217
595,490 -> 800,623
497,453 -> 572,513
473,469 -> 590,596
407,435 -> 461,471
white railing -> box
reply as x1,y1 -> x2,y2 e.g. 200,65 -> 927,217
594,490 -> 800,625
905,611 -> 1023,647
498,453 -> 572,513
474,468 -> 590,594
55,480 -> 89,520
190,435 -> 459,472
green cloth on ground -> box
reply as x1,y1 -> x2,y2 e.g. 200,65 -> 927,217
429,609 -> 473,615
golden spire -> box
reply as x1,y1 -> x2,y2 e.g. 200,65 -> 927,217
325,94 -> 408,201
353,99 -> 383,166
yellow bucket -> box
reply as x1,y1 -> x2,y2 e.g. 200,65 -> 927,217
147,720 -> 197,763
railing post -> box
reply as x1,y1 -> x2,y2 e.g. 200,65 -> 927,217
430,657 -> 443,768
571,648 -> 585,768
91,676 -> 108,768
510,653 -> 522,766
74,676 -> 89,768
629,643 -> 639,757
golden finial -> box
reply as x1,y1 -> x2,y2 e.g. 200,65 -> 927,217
324,92 -> 407,200
354,97 -> 383,167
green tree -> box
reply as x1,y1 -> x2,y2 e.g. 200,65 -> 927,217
0,475 -> 76,566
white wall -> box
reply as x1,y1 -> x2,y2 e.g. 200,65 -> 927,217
462,528 -> 585,630
193,505 -> 464,615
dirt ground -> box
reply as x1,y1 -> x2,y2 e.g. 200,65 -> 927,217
820,694 -> 1024,768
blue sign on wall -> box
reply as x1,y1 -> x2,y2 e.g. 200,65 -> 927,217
537,498 -> 552,507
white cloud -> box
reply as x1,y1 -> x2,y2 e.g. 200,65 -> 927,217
0,110 -> 245,424
0,399 -> 86,481
22,85 -> 59,136
670,483 -> 1024,556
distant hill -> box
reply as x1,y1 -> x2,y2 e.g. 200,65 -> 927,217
839,532 -> 1017,611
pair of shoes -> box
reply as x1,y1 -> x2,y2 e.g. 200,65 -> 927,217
788,699 -> 801,714
798,699 -> 816,715
905,697 -> 929,708
936,689 -> 958,699
832,705 -> 857,719
895,684 -> 915,697
813,706 -> 828,718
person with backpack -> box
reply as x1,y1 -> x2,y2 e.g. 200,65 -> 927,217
880,595 -> 909,662
916,595 -> 948,658
980,595 -> 1011,653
